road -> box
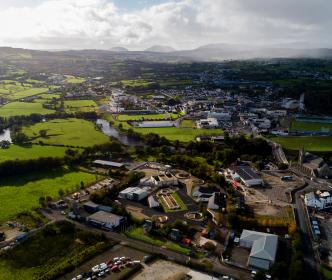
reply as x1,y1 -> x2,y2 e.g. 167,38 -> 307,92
44,211 -> 250,280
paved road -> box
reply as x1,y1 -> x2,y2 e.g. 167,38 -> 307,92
43,211 -> 250,280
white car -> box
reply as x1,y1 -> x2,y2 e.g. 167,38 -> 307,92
99,263 -> 108,270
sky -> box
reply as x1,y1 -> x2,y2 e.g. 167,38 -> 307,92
0,0 -> 331,50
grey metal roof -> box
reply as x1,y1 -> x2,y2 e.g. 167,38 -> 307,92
93,160 -> 124,167
233,166 -> 260,180
240,230 -> 278,262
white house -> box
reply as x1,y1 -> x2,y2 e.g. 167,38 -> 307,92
240,230 -> 278,270
304,190 -> 332,210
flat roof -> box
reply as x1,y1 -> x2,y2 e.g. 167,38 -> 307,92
233,166 -> 261,181
93,160 -> 124,168
88,211 -> 123,224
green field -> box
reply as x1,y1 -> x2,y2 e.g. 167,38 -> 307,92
0,170 -> 98,222
38,93 -> 61,99
272,136 -> 332,152
117,113 -> 179,121
126,227 -> 190,254
64,100 -> 97,113
0,221 -> 113,280
121,79 -> 157,88
180,119 -> 196,128
0,145 -> 69,163
0,102 -> 55,117
7,87 -> 49,100
291,120 -> 332,132
23,118 -> 109,147
133,127 -> 222,142
65,75 -> 86,84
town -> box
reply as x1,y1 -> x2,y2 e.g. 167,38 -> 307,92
0,46 -> 331,280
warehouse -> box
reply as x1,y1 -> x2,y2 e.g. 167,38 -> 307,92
86,211 -> 126,230
240,230 -> 278,270
230,166 -> 263,187
93,160 -> 125,169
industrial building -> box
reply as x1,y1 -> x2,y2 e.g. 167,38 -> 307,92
304,190 -> 332,210
196,118 -> 219,129
230,166 -> 263,187
118,187 -> 149,201
240,230 -> 278,270
86,211 -> 126,230
151,172 -> 178,187
93,160 -> 125,169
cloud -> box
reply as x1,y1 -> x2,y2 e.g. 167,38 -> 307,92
0,0 -> 331,49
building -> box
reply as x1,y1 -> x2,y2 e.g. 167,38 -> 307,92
207,192 -> 227,211
196,118 -> 219,129
118,187 -> 149,201
83,201 -> 100,213
230,166 -> 263,187
86,211 -> 126,230
93,160 -> 125,169
240,230 -> 278,270
304,190 -> 332,210
192,186 -> 217,202
151,172 -> 178,187
208,112 -> 232,121
298,150 -> 332,178
148,195 -> 160,208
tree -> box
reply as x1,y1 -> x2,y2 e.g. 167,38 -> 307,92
253,271 -> 266,280
38,196 -> 46,208
58,189 -> 64,198
39,129 -> 47,138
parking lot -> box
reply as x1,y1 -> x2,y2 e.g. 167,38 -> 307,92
60,244 -> 146,280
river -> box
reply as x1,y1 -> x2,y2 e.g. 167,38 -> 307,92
0,129 -> 12,143
96,119 -> 143,146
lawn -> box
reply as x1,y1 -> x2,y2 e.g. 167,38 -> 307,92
64,100 -> 97,113
121,79 -> 157,88
65,75 -> 86,84
0,221 -> 114,280
133,127 -> 222,142
117,113 -> 179,121
0,169 -> 99,222
23,118 -> 109,147
159,192 -> 188,213
0,102 -> 55,117
291,120 -> 332,132
272,136 -> 332,152
126,227 -> 190,254
0,145 -> 69,163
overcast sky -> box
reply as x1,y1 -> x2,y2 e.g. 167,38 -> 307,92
0,0 -> 331,50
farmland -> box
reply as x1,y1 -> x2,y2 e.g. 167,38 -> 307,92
117,113 -> 180,121
291,120 -> 332,132
23,118 -> 109,147
133,127 -> 222,142
180,119 -> 196,128
65,75 -> 86,84
272,136 -> 332,152
64,100 -> 97,113
0,145 -> 69,163
0,221 -> 113,280
0,102 -> 55,117
0,169 -> 98,222
8,87 -> 49,100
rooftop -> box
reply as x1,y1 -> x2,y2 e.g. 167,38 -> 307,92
232,166 -> 260,181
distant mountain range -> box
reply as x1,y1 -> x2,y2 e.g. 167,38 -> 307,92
0,44 -> 332,63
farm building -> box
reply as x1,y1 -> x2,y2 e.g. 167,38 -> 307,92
93,160 -> 125,169
119,187 -> 149,201
86,211 -> 126,230
229,166 -> 263,187
240,230 -> 278,270
304,190 -> 332,210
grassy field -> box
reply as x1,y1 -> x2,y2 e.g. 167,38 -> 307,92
117,113 -> 179,121
0,102 -> 55,117
291,120 -> 332,132
133,127 -> 222,142
38,93 -> 61,99
7,87 -> 49,100
272,136 -> 332,152
0,169 -> 99,222
180,119 -> 196,128
64,100 -> 97,113
0,221 -> 113,280
23,118 -> 109,147
126,227 -> 190,254
121,79 -> 157,88
0,145 -> 69,163
65,75 -> 86,84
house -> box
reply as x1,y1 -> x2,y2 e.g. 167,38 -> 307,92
304,190 -> 332,210
240,230 -> 278,270
119,187 -> 149,201
229,166 -> 263,187
86,211 -> 126,230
